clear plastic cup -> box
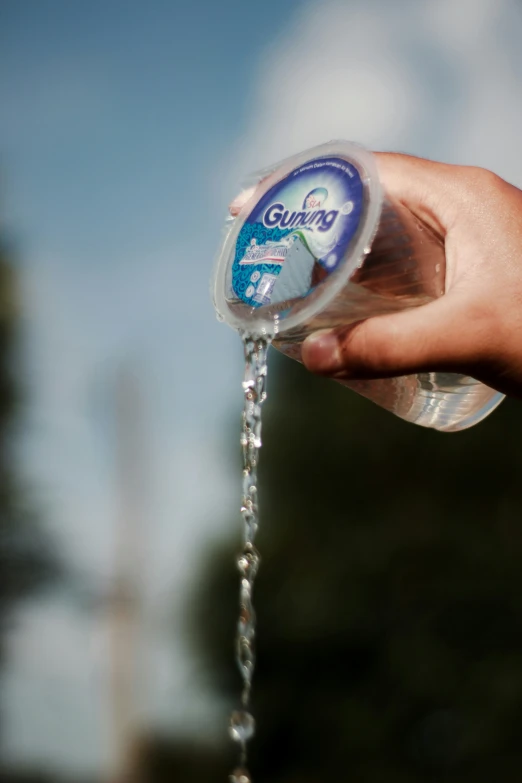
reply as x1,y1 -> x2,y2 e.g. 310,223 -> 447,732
212,140 -> 504,431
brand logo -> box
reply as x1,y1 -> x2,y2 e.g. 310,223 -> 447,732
263,187 -> 338,233
303,187 -> 328,209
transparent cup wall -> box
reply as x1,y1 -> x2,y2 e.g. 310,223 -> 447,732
213,142 -> 503,430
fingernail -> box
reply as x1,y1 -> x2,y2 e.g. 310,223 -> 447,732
229,187 -> 256,216
302,330 -> 342,372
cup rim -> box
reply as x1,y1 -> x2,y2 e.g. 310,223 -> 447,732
212,139 -> 383,336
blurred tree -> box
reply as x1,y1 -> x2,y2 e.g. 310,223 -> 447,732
0,238 -> 62,658
136,734 -> 233,783
0,235 -> 64,776
0,770 -> 91,783
143,343 -> 522,782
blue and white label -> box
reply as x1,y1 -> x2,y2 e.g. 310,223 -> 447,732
232,157 -> 363,307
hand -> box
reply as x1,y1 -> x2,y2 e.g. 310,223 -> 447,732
301,154 -> 522,399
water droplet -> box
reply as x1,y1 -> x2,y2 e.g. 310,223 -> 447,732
242,473 -> 255,500
229,768 -> 252,783
229,710 -> 255,743
239,602 -> 255,639
241,511 -> 257,534
237,547 -> 260,579
237,636 -> 255,677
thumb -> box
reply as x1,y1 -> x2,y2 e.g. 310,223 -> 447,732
301,294 -> 485,380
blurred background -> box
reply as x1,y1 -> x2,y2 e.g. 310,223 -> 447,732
1,0 -> 522,780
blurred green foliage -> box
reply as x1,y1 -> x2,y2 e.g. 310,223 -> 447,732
173,349 -> 522,783
0,237 -> 63,783
0,240 -> 62,648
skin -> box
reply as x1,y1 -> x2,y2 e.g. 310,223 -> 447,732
232,153 -> 522,399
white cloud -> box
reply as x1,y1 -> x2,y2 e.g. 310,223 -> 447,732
19,243 -> 240,573
2,600 -> 110,776
219,0 -> 522,194
426,0 -> 505,52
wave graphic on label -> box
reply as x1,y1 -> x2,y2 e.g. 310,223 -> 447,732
296,229 -> 338,261
241,234 -> 336,308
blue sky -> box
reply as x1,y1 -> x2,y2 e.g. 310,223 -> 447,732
1,0 -> 522,776
1,1 -> 308,775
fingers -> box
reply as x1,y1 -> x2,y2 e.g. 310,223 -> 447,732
373,152 -> 468,236
229,186 -> 257,216
301,294 -> 489,380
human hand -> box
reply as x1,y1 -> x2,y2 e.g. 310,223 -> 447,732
301,154 -> 522,399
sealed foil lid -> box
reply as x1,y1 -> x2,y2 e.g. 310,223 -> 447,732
212,140 -> 383,336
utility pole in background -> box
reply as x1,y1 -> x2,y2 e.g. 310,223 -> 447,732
107,364 -> 147,783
